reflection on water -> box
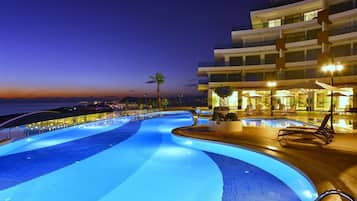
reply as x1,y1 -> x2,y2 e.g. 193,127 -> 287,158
242,117 -> 356,133
241,119 -> 312,128
295,117 -> 356,133
199,116 -> 356,133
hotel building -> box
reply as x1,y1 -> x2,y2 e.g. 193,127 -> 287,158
198,0 -> 357,112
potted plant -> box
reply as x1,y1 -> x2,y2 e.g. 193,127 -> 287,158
209,112 -> 242,134
214,86 -> 233,107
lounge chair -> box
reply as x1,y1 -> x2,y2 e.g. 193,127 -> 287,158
278,114 -> 334,144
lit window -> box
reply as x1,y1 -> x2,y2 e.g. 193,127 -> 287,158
304,10 -> 319,21
268,19 -> 281,28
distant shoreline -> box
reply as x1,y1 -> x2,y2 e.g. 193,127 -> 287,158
0,101 -> 113,128
0,101 -> 79,116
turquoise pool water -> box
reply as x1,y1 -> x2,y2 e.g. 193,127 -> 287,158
198,117 -> 315,128
0,111 -> 317,201
241,118 -> 315,128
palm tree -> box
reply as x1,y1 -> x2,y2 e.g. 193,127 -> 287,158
147,72 -> 165,108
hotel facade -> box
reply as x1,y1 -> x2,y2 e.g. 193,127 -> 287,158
198,0 -> 357,112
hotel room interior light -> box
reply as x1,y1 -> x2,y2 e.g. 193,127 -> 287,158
267,81 -> 277,88
322,63 -> 344,72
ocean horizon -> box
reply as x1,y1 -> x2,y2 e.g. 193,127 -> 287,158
0,101 -> 79,116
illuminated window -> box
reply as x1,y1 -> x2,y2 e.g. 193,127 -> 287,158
304,10 -> 319,21
268,19 -> 281,28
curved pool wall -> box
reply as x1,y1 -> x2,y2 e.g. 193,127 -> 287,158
172,135 -> 317,201
0,111 -> 317,201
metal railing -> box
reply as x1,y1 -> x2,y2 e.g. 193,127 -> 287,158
315,189 -> 355,201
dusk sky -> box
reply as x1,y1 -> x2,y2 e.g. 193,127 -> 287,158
0,0 -> 268,99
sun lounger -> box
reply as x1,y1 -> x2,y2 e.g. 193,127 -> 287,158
278,114 -> 333,144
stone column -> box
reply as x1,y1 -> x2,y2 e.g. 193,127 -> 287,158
260,54 -> 264,65
308,91 -> 315,111
208,88 -> 213,109
321,0 -> 329,55
238,89 -> 243,110
224,55 -> 230,66
353,87 -> 357,109
279,30 -> 284,58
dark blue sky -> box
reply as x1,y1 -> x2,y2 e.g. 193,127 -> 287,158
0,0 -> 268,98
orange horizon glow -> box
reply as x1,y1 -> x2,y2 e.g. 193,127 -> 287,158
0,87 -> 135,99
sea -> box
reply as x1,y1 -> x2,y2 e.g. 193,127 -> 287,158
0,101 -> 79,116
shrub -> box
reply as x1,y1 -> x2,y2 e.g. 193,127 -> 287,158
213,106 -> 229,113
214,87 -> 233,98
224,113 -> 239,121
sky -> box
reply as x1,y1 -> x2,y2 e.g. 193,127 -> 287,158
0,0 -> 268,99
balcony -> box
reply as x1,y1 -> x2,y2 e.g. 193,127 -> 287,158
233,0 -> 357,31
205,64 -> 357,83
198,79 -> 208,84
197,80 -> 209,91
221,22 -> 357,51
330,23 -> 357,36
215,39 -> 276,49
198,61 -> 226,67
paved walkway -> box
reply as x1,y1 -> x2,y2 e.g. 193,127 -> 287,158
173,125 -> 357,199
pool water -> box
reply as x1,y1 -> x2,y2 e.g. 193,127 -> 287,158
0,111 -> 317,201
241,118 -> 315,128
198,117 -> 315,129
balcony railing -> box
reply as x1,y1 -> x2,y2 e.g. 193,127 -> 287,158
198,61 -> 226,67
198,80 -> 208,84
330,23 -> 357,36
205,65 -> 357,83
201,41 -> 357,67
233,0 -> 357,31
220,22 -> 357,50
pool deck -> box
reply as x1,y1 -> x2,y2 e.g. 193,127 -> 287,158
173,124 -> 357,199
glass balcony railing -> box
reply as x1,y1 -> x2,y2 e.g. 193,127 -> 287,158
198,80 -> 208,84
233,0 -> 357,31
215,40 -> 276,49
220,22 -> 357,50
198,61 -> 226,67
205,65 -> 357,83
200,44 -> 357,69
329,23 -> 357,36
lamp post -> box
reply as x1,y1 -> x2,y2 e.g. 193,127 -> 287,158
267,81 -> 277,117
321,63 -> 343,133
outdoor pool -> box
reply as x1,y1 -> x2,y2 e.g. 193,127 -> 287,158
0,111 -> 317,201
241,118 -> 316,128
198,117 -> 316,128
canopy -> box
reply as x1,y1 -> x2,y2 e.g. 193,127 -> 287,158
243,92 -> 264,98
327,92 -> 349,97
279,80 -> 325,90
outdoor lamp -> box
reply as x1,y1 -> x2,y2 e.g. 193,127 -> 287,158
321,62 -> 343,133
267,81 -> 277,116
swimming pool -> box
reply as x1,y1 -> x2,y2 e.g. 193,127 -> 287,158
241,118 -> 316,128
0,111 -> 317,201
198,117 -> 316,129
